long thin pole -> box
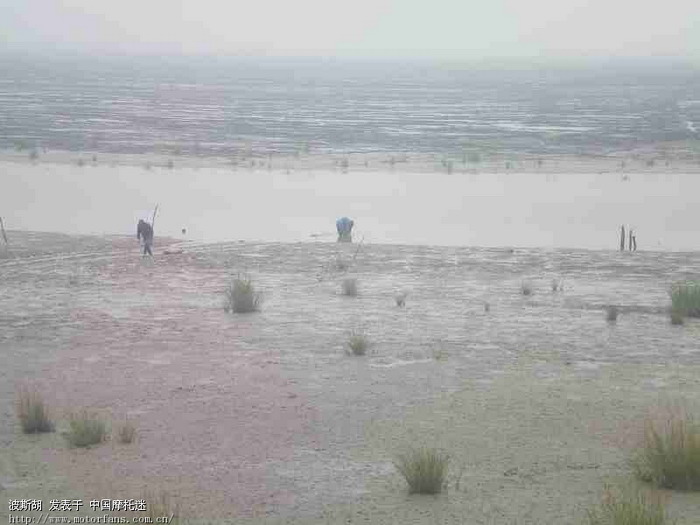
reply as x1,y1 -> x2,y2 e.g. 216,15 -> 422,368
151,204 -> 159,231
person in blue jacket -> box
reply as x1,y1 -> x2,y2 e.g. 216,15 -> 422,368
336,217 -> 354,243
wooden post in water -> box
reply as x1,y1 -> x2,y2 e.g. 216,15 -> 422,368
628,228 -> 634,251
620,225 -> 625,251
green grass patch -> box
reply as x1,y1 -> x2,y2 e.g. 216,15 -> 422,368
394,447 -> 449,494
670,282 -> 700,318
16,389 -> 54,434
632,413 -> 700,491
64,411 -> 108,448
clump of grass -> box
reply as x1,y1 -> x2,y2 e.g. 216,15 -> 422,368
606,305 -> 619,322
347,330 -> 369,356
166,159 -> 174,169
341,277 -> 358,296
670,282 -> 700,318
484,301 -> 490,312
64,411 -> 108,448
585,485 -> 668,525
116,421 -> 136,444
224,276 -> 262,313
142,492 -> 180,524
632,413 -> 700,491
394,447 -> 449,494
521,281 -> 533,296
16,389 -> 54,434
29,149 -> 39,161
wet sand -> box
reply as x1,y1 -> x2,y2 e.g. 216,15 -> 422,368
1,231 -> 700,524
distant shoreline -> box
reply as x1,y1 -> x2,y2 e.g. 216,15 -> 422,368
2,141 -> 700,175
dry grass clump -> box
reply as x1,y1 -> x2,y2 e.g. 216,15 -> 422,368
347,330 -> 369,356
606,305 -> 619,322
394,447 -> 449,494
341,277 -> 358,296
670,282 -> 700,320
224,276 -> 262,313
142,492 -> 180,524
116,420 -> 137,444
632,413 -> 700,491
520,281 -> 533,296
585,486 -> 668,525
64,411 -> 108,448
16,389 -> 54,434
670,309 -> 684,326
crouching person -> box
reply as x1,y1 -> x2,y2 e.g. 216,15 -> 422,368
336,216 -> 354,243
137,219 -> 154,256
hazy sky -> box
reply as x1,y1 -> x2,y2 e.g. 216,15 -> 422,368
1,0 -> 698,59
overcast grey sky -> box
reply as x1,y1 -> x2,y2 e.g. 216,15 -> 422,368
1,0 -> 698,59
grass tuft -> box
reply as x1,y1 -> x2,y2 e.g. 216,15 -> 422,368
116,421 -> 136,444
670,282 -> 700,318
632,413 -> 700,491
606,305 -> 619,322
224,276 -> 262,313
521,281 -> 533,296
670,309 -> 684,326
394,447 -> 449,494
341,277 -> 358,296
585,485 -> 668,525
347,330 -> 369,356
64,411 -> 108,448
16,389 -> 54,434
142,492 -> 180,524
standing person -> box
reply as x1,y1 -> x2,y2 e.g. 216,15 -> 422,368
137,219 -> 154,256
336,216 -> 354,243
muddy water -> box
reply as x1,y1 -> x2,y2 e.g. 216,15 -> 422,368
1,232 -> 700,523
2,161 -> 700,250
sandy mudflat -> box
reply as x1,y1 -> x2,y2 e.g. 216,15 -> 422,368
1,232 -> 700,524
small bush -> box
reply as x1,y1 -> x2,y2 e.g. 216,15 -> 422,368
16,389 -> 54,434
670,282 -> 700,318
347,330 -> 369,356
224,276 -> 262,313
395,447 -> 449,494
632,413 -> 700,491
606,306 -> 619,322
341,277 -> 358,296
116,421 -> 136,444
585,485 -> 668,525
521,281 -> 533,296
64,411 -> 107,448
